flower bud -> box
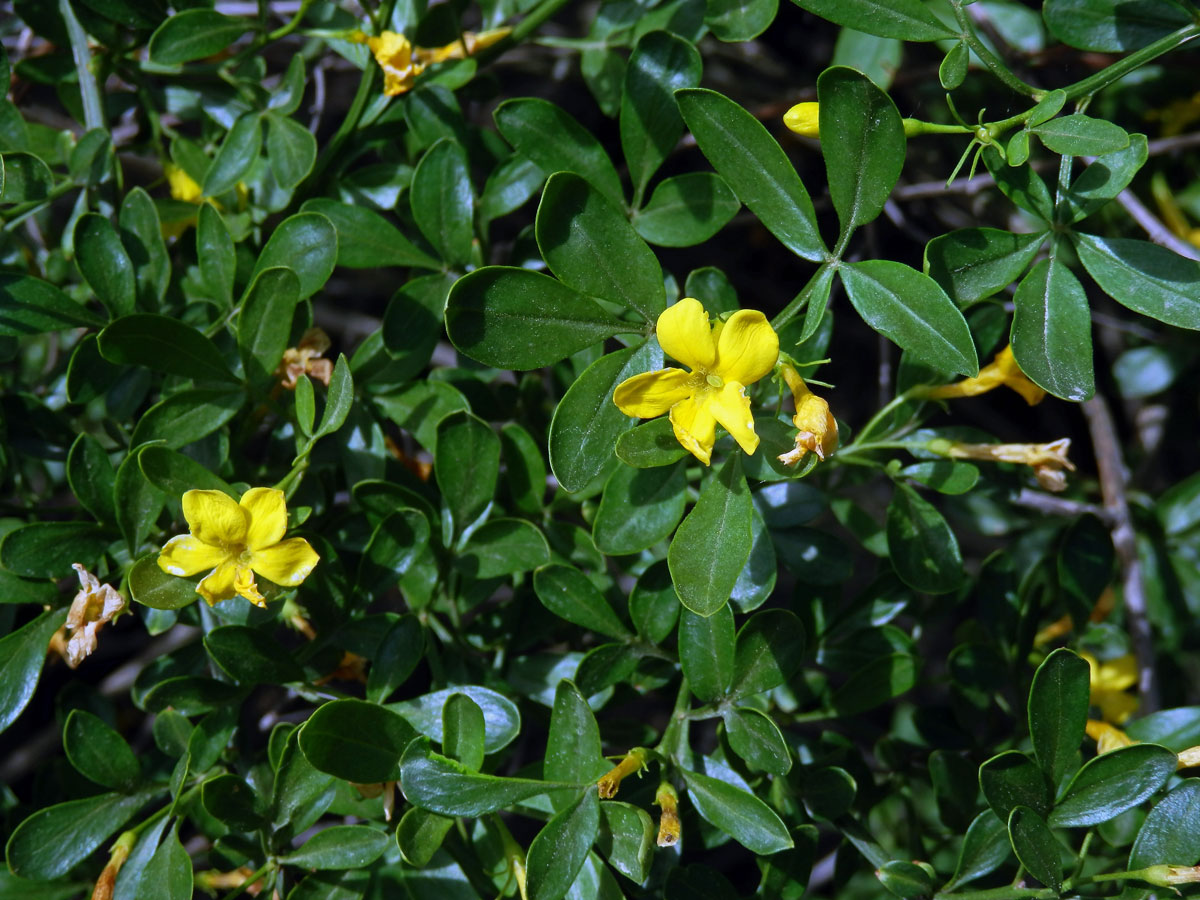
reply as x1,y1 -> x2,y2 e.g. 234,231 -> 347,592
784,102 -> 820,138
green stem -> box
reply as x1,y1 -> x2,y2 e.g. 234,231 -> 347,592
934,887 -> 1055,900
1062,23 -> 1200,102
0,182 -> 77,229
949,0 -> 1040,97
848,388 -> 924,445
903,118 -> 973,137
299,65 -> 376,199
770,261 -> 833,330
267,0 -> 316,40
221,862 -> 275,900
59,0 -> 104,130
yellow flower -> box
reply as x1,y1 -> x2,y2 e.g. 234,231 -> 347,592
415,27 -> 511,64
1081,652 -> 1138,724
166,163 -> 203,203
55,564 -> 126,669
358,30 -> 426,96
1085,719 -> 1137,754
596,747 -> 650,799
158,488 -> 319,607
784,102 -> 820,137
655,782 -> 681,847
613,298 -> 779,465
777,362 -> 837,466
923,344 -> 1045,406
933,436 -> 1075,492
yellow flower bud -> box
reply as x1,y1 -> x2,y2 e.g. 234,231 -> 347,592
777,362 -> 837,466
596,747 -> 649,799
655,782 -> 681,847
784,101 -> 820,138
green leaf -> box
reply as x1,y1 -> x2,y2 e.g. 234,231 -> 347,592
886,483 -> 964,593
0,272 -> 106,335
669,453 -> 753,616
680,768 -> 794,854
445,267 -> 628,370
400,738 -> 565,816
315,354 -> 352,438
237,266 -> 300,387
271,730 -> 337,831
939,40 -> 969,90
1060,135 -> 1148,223
390,685 -> 521,754
148,9 -> 254,64
366,615 -> 423,704
946,811 -> 1011,891
74,213 -> 135,317
114,446 -> 164,553
202,773 -> 265,831
677,88 -> 824,261
494,98 -> 624,208
1128,780 -> 1200,870
1030,114 -> 1129,156
130,388 -> 244,449
526,788 -> 601,900
1011,255 -> 1095,402
818,66 -> 905,235
632,172 -> 740,247
679,604 -> 735,701
790,0 -> 955,40
301,198 -> 439,270
282,826 -> 389,870
98,314 -> 238,384
877,861 -> 934,899
500,423 -> 547,516
597,802 -> 655,883
545,680 -> 608,786
0,152 -> 53,203
137,825 -> 192,900
203,112 -> 262,197
128,555 -> 200,610
204,625 -> 305,685
454,518 -> 551,578
251,212 -> 337,300
299,698 -> 417,782
629,560 -> 680,644
197,203 -> 235,307
411,138 -> 475,267
6,788 -> 158,879
924,228 -> 1044,308
67,433 -> 116,525
265,112 -> 316,192
615,417 -> 689,468
357,509 -> 430,594
983,147 -> 1054,221
0,523 -> 111,578
286,871 -> 369,900
731,609 -> 806,697
434,411 -> 499,535
1049,743 -> 1177,827
443,693 -> 486,771
535,564 -> 632,639
899,461 -> 979,495
396,808 -> 455,867
549,340 -> 662,493
724,707 -> 791,774
1075,232 -> 1200,330
593,460 -> 687,555
0,608 -> 68,734
1043,0 -> 1190,52
119,187 -> 170,309
841,260 -> 978,377
706,0 -> 779,40
537,172 -> 664,321
620,31 -> 702,196
1028,648 -> 1090,788
1007,806 -> 1063,892
831,653 -> 919,715
979,751 -> 1051,820
480,156 -> 545,224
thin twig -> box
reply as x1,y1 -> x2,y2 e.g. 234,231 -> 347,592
1081,394 -> 1158,713
1011,489 -> 1107,520
1111,186 -> 1200,259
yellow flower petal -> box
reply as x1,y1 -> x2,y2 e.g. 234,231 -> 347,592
1096,689 -> 1138,725
183,489 -> 247,547
657,298 -> 716,372
158,534 -> 230,577
250,537 -> 320,587
235,565 -> 266,608
197,560 -> 240,605
707,382 -> 759,456
714,309 -> 778,386
613,369 -> 692,418
784,102 -> 820,137
1093,653 -> 1138,691
241,487 -> 289,551
669,394 -> 717,465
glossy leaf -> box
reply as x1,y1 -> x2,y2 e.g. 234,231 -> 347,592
1128,779 -> 1200,870
946,811 -> 1011,891
390,685 -> 521,754
979,751 -> 1051,820
251,212 -> 337,300
1028,648 -> 1090,788
299,699 -> 417,782
282,826 -> 389,870
1075,232 -> 1200,330
790,0 -> 955,40
148,9 -> 253,64
74,213 -> 135,317
527,788 -> 601,900
0,272 -> 107,336
680,768 -> 794,854
203,112 -> 262,197
434,411 -> 500,535
680,604 -> 735,701
454,518 -> 551,578
886,483 -> 964,593
1011,255 -> 1095,402
204,625 -> 305,685
632,172 -> 740,247
924,228 -> 1044,308
731,609 -> 806,697
411,138 -> 474,267
98,314 -> 238,384
1030,114 -> 1129,156
593,460 -> 687,555
400,738 -> 565,816
0,609 -> 69,734
535,564 -> 631,639
301,199 -> 440,269
1049,743 -> 1177,827
237,266 -> 300,386
1043,0 -> 1190,52
1007,806 -> 1063,892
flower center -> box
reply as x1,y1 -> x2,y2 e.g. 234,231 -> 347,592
705,373 -> 724,388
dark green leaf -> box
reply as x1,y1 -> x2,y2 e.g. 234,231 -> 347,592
299,699 -> 417,782
0,523 -> 111,578
924,228 -> 1044,307
301,198 -> 439,270
400,738 -> 564,816
148,9 -> 254,64
366,614 -> 423,704
790,0 -> 955,39
1008,806 -> 1063,892
593,460 -> 687,555
130,388 -> 244,449
411,138 -> 474,267
67,433 -> 116,525
706,0 -> 779,40
680,768 -> 794,854
197,203 -> 235,307
0,152 -> 53,203
545,680 -> 608,786
1060,135 -> 1148,223
251,212 -> 337,300
1075,232 -> 1200,330
886,483 -> 964,593
204,625 -> 305,685
979,751 -> 1051,820
454,518 -> 551,578
391,685 -> 521,754
0,272 -> 106,335
534,564 -> 631,639
128,555 -> 200,610
1049,743 -> 1177,827
137,825 -> 192,900
526,789 -> 601,900
724,707 -> 791,774
119,187 -> 170,309
74,213 -> 135,317
442,693 -> 486,771
1128,779 -> 1200,870
202,773 -> 264,831
731,608 -> 806,696
831,653 -> 918,715
679,604 -> 735,701
629,560 -> 680,644
597,802 -> 655,883
396,808 -> 455,867
203,113 -> 262,197
1011,255 -> 1094,402
632,172 -> 739,247
357,508 -> 430,595
947,811 -> 1011,891
900,461 -> 979,494
282,826 -> 389,870
1043,0 -> 1190,51
0,608 -> 68,734
983,147 -> 1054,221
1031,114 -> 1129,156
114,447 -> 164,553
1028,648 -> 1089,788
435,411 -> 499,535
266,112 -> 317,192
615,417 -> 689,468
98,314 -> 238,384
237,266 -> 300,387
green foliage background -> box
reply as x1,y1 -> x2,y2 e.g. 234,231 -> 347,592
2,0 -> 1200,898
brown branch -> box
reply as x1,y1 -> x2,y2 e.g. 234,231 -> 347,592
1011,488 -> 1107,520
1081,393 -> 1159,713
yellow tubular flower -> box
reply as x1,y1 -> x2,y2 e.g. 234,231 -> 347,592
158,488 -> 319,607
655,782 -> 681,847
784,101 -> 820,138
935,437 -> 1075,492
596,747 -> 650,799
363,31 -> 425,96
924,345 -> 1045,406
416,27 -> 512,64
613,299 -> 779,465
778,362 -> 837,466
1081,652 -> 1138,724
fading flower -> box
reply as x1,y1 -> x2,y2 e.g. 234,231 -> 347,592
784,101 -> 820,138
91,830 -> 136,900
157,488 -> 319,607
356,30 -> 425,96
597,747 -> 650,799
777,362 -> 837,466
352,781 -> 398,820
934,437 -> 1075,492
1138,864 -> 1200,887
613,298 -> 779,465
655,782 -> 681,847
316,651 -> 369,685
195,866 -> 265,895
277,327 -> 333,389
57,564 -> 126,669
1081,651 -> 1138,724
416,27 -> 511,64
923,345 -> 1045,406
